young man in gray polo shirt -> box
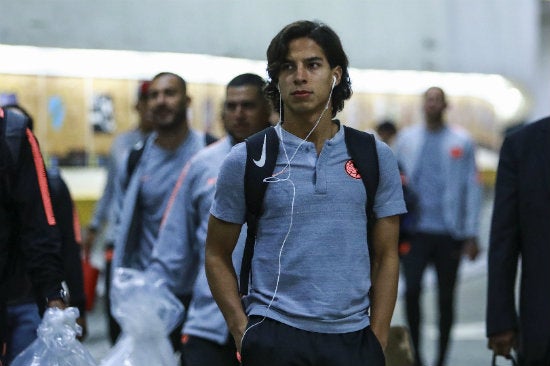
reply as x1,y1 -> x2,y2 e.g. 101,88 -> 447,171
205,21 -> 406,366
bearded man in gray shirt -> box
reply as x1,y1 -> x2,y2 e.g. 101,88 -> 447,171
111,72 -> 209,351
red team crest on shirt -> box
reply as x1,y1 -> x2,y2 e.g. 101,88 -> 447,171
450,146 -> 463,159
345,160 -> 362,179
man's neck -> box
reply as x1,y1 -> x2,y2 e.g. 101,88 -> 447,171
282,110 -> 337,154
425,117 -> 445,131
138,125 -> 153,135
155,122 -> 190,151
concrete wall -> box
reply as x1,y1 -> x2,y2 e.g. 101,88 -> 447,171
1,0 -> 548,120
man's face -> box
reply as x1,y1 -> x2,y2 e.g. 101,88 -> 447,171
423,87 -> 446,121
147,74 -> 189,131
277,37 -> 341,119
223,85 -> 270,142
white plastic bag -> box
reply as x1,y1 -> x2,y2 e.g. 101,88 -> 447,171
11,307 -> 97,366
99,268 -> 184,366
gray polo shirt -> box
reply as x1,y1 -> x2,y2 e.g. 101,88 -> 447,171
211,122 -> 406,333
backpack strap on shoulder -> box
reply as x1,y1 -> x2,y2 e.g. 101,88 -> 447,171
124,140 -> 146,190
343,125 -> 379,259
241,126 -> 279,295
205,132 -> 218,146
2,108 -> 30,167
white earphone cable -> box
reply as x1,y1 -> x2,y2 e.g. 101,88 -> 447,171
241,76 -> 336,340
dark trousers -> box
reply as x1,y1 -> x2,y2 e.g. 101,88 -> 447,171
401,232 -> 462,366
181,334 -> 239,366
104,248 -> 121,345
240,316 -> 385,366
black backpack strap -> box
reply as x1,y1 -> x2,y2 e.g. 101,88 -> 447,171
343,125 -> 379,259
205,132 -> 218,146
1,109 -> 30,190
241,126 -> 279,295
2,108 -> 29,167
124,140 -> 146,190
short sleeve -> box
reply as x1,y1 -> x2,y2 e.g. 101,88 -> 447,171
210,142 -> 247,224
373,140 -> 407,218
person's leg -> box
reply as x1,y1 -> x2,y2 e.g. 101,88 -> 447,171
241,317 -> 310,366
242,317 -> 385,366
169,323 -> 183,361
313,326 -> 385,366
104,244 -> 121,344
182,334 -> 239,366
6,302 -> 41,362
172,294 -> 191,365
401,232 -> 433,366
433,235 -> 462,366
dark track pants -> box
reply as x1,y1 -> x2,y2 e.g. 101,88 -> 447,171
240,316 -> 385,366
181,334 -> 239,366
401,232 -> 463,366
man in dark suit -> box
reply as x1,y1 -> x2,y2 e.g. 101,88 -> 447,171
486,116 -> 550,365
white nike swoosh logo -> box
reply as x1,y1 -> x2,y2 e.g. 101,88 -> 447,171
253,134 -> 267,167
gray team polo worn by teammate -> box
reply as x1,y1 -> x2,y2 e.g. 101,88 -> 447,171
211,122 -> 406,334
149,136 -> 245,344
113,129 -> 207,271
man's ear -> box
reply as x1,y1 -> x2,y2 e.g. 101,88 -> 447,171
332,66 -> 343,86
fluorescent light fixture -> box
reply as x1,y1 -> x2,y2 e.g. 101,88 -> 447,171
0,43 -> 527,122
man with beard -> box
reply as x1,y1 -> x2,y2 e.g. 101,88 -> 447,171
147,73 -> 272,366
110,72 -> 210,350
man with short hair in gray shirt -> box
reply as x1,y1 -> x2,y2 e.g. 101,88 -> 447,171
206,20 -> 406,366
395,87 -> 481,366
111,72 -> 209,351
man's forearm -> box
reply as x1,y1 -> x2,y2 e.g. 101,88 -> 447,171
205,252 -> 247,347
369,215 -> 400,349
370,251 -> 399,349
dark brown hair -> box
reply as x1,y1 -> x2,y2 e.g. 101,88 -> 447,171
265,20 -> 352,117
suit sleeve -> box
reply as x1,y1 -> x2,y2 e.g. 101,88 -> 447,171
486,134 -> 520,336
14,129 -> 65,302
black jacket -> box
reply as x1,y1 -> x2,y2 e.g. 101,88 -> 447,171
487,116 -> 550,364
0,109 -> 64,309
